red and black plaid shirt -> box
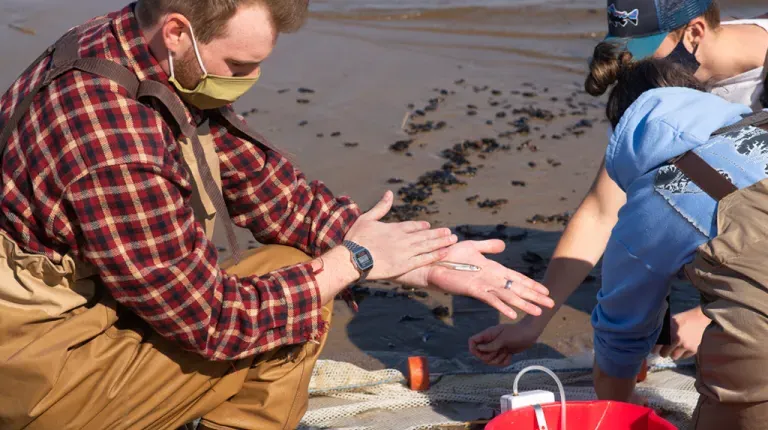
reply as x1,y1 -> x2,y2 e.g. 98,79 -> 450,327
0,4 -> 360,361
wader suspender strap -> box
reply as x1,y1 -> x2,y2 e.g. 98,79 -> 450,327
670,152 -> 738,201
0,25 -> 284,263
669,112 -> 768,202
711,110 -> 768,136
660,113 -> 768,346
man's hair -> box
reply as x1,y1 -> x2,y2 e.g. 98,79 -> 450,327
136,0 -> 309,43
699,0 -> 720,29
673,0 -> 720,34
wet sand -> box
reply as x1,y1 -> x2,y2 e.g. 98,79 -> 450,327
232,17 -> 611,369
0,1 -> 713,372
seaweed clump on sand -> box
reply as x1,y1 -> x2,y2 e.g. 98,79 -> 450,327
455,224 -> 528,242
512,106 -> 555,121
477,198 -> 509,209
384,204 -> 430,222
526,212 -> 572,226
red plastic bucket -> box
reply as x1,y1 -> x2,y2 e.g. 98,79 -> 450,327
486,401 -> 676,430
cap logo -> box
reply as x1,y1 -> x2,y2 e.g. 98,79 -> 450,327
608,4 -> 639,27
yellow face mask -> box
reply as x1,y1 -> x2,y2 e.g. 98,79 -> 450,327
168,25 -> 260,110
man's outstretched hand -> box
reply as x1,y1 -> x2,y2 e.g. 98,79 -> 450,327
395,239 -> 555,321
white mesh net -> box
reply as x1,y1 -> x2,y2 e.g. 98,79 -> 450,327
300,353 -> 698,430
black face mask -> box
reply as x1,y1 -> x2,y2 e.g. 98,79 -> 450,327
666,38 -> 700,73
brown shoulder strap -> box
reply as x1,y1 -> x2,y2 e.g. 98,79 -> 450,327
0,26 -> 140,157
217,108 -> 278,153
671,152 -> 737,201
136,81 -> 243,262
0,26 -> 244,262
712,111 -> 768,136
669,112 -> 768,201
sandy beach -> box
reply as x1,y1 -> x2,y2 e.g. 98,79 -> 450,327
0,0 -> 740,376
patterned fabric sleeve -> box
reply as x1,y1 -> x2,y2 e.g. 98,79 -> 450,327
212,112 -> 362,258
45,75 -> 326,361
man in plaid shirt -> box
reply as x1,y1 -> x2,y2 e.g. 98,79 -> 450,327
0,1 -> 554,429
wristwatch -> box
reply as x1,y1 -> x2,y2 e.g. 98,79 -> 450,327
342,240 -> 374,283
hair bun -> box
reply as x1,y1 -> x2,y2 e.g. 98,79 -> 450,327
584,42 -> 634,96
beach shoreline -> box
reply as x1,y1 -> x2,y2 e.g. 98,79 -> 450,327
0,0 -> 709,371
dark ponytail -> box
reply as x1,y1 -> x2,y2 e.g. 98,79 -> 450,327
585,42 -> 705,127
585,42 -> 634,97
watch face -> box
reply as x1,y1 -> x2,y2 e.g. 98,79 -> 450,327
354,249 -> 374,271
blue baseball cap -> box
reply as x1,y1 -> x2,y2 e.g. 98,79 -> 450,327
604,0 -> 712,59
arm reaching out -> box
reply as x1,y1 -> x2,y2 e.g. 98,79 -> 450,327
469,159 -> 627,362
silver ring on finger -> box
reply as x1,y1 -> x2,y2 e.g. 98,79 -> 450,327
504,280 -> 514,290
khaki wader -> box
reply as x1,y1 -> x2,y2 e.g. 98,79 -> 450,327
669,113 -> 768,429
0,23 -> 331,430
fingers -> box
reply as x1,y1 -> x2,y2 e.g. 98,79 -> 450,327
480,293 -> 519,321
487,350 -> 511,366
657,345 -> 675,358
506,279 -> 555,309
360,191 -> 393,221
481,278 -> 555,317
492,288 -> 543,316
407,248 -> 450,270
398,220 -> 431,233
469,335 -> 508,365
679,350 -> 696,361
468,239 -> 506,255
473,348 -> 505,365
468,325 -> 517,366
412,233 -> 458,255
505,271 -> 550,297
651,345 -> 663,356
669,345 -> 696,361
469,325 -> 505,350
671,347 -> 689,361
408,227 -> 453,242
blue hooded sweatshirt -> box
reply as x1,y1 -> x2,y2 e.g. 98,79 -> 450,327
592,87 -> 768,378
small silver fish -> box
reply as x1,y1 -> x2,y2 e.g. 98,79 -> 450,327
435,261 -> 481,272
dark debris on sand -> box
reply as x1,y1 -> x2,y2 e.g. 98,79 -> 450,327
390,139 -> 413,153
526,212 -> 572,226
477,198 -> 509,209
522,250 -> 545,264
521,251 -> 549,278
379,80 -> 603,223
384,167 -> 466,221
565,118 -> 595,137
455,224 -> 528,242
406,120 -> 443,136
240,108 -> 259,117
512,106 -> 555,121
383,204 -> 429,222
432,305 -> 451,319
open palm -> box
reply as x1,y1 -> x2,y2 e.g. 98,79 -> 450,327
399,239 -> 554,320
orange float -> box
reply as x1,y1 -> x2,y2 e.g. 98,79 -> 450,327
407,356 -> 430,391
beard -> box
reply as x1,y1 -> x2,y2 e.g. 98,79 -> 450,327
173,47 -> 204,90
